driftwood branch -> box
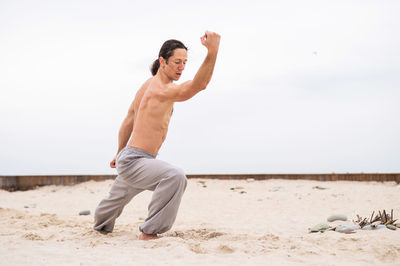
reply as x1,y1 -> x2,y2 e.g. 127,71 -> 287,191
355,209 -> 397,228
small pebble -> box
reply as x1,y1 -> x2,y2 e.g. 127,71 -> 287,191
327,214 -> 347,222
348,225 -> 361,230
309,222 -> 330,233
79,210 -> 91,215
240,191 -> 247,194
361,224 -> 386,230
313,186 -> 328,190
24,203 -> 37,209
335,225 -> 359,233
386,224 -> 397,230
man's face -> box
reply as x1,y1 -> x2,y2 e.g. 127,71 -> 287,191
163,48 -> 187,81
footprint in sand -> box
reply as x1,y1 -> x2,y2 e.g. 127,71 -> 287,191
189,243 -> 207,254
168,229 -> 225,240
218,244 -> 235,253
23,232 -> 44,241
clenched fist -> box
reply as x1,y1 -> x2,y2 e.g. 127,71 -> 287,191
110,155 -> 117,168
200,31 -> 221,54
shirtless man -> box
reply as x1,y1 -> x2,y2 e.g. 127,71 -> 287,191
94,31 -> 220,240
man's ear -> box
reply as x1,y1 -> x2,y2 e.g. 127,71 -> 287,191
159,56 -> 166,69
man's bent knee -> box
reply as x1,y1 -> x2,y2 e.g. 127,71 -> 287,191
172,168 -> 187,188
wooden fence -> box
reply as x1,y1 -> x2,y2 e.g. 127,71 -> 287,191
1,173 -> 399,191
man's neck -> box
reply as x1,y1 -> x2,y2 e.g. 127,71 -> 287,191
156,71 -> 174,85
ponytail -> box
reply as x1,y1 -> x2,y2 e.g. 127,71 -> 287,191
150,59 -> 160,76
150,39 -> 188,76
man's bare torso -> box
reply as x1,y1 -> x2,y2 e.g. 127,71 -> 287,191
128,77 -> 174,156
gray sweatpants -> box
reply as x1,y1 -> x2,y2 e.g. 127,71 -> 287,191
93,146 -> 187,235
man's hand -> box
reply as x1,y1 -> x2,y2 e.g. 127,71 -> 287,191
110,155 -> 117,168
200,31 -> 220,54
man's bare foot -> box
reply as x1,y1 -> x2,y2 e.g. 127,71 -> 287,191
138,232 -> 159,240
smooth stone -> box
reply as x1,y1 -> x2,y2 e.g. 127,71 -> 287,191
327,214 -> 348,222
309,222 -> 330,233
348,225 -> 361,231
312,186 -> 328,190
386,224 -> 397,230
335,225 -> 360,233
376,225 -> 387,229
79,210 -> 91,215
361,225 -> 373,230
361,224 -> 386,230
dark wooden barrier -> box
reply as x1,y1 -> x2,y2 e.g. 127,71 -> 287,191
187,173 -> 400,182
1,173 -> 399,191
0,175 -> 116,191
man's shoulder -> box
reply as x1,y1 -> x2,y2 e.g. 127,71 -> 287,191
141,78 -> 153,90
135,78 -> 152,95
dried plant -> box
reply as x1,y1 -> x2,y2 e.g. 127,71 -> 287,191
353,209 -> 397,228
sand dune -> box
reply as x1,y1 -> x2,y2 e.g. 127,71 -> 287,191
1,179 -> 399,265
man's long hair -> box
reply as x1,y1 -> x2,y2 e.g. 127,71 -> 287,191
150,39 -> 188,76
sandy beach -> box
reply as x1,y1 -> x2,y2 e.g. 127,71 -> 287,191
1,178 -> 399,265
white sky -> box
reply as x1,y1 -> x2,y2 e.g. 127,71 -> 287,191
1,0 -> 399,175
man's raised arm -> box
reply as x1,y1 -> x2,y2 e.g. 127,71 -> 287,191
166,31 -> 221,102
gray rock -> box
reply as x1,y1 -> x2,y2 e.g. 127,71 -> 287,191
79,210 -> 91,215
24,203 -> 37,208
312,186 -> 328,190
361,224 -> 386,230
327,214 -> 347,222
309,222 -> 331,233
386,224 -> 397,230
335,225 -> 359,233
